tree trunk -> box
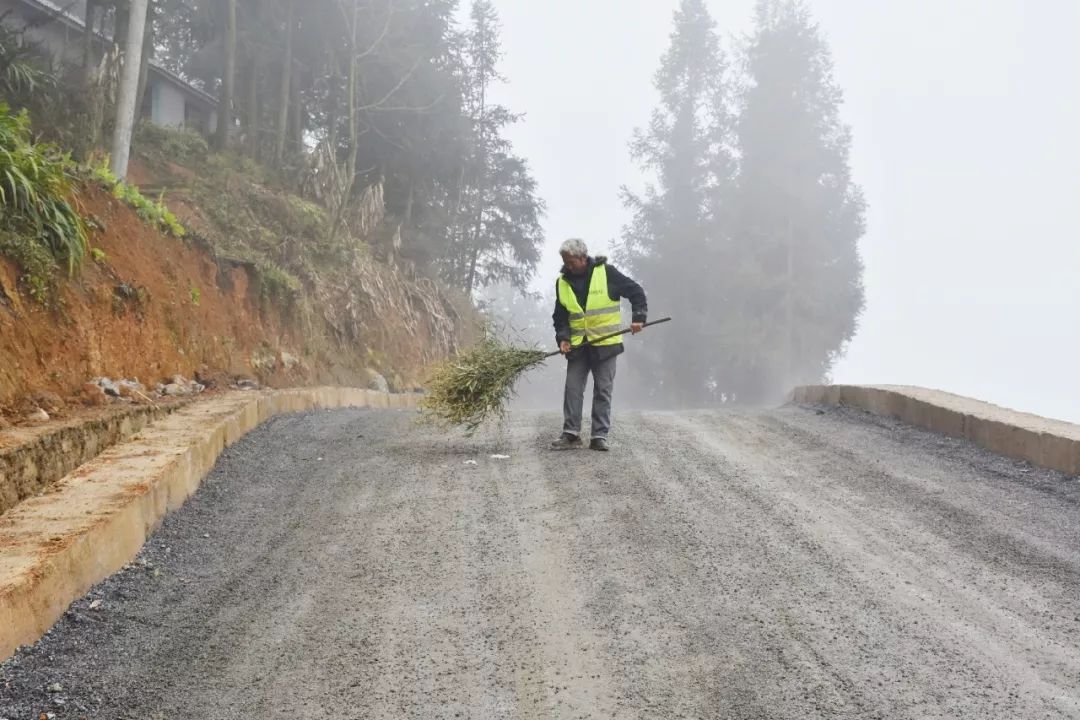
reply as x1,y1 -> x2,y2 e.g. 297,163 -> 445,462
326,48 -> 339,162
246,59 -> 259,158
79,0 -> 102,159
81,0 -> 99,88
110,0 -> 149,180
273,0 -> 294,166
289,64 -> 303,152
215,0 -> 237,150
464,242 -> 480,297
327,0 -> 359,246
134,1 -> 154,126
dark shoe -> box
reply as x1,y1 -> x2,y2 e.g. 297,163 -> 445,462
589,438 -> 610,452
550,433 -> 583,450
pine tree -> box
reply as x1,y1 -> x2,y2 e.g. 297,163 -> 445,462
619,0 -> 735,407
731,0 -> 865,402
448,0 -> 544,297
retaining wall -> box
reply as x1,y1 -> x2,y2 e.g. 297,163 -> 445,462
0,388 -> 417,660
792,385 -> 1080,477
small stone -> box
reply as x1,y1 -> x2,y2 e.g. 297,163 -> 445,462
47,682 -> 62,693
26,407 -> 49,423
31,391 -> 65,413
88,599 -> 103,610
366,369 -> 390,393
203,533 -> 210,538
163,383 -> 188,397
81,382 -> 109,407
281,351 -> 301,369
117,379 -> 146,398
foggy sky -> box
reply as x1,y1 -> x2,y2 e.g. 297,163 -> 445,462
468,1 -> 1080,423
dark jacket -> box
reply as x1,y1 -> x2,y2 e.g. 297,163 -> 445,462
553,256 -> 647,363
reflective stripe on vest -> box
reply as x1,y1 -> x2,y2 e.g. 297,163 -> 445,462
557,265 -> 622,347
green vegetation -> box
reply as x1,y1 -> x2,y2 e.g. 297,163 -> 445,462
0,229 -> 58,305
88,159 -> 186,238
255,261 -> 301,308
420,335 -> 547,434
133,122 -> 209,168
0,105 -> 87,304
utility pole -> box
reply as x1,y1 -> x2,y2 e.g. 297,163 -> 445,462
110,0 -> 149,180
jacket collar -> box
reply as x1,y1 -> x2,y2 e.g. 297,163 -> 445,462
560,255 -> 606,278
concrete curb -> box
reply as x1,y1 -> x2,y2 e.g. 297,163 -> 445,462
791,385 -> 1080,477
0,387 -> 418,660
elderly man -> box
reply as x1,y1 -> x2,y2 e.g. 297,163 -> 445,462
551,238 -> 648,451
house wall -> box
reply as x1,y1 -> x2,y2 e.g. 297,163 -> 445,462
151,80 -> 186,128
0,0 -> 218,137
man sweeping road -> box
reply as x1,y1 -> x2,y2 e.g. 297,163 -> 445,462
551,238 -> 648,451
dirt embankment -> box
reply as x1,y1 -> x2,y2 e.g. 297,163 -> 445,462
0,180 -> 472,422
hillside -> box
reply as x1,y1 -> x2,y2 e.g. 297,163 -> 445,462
0,125 -> 475,424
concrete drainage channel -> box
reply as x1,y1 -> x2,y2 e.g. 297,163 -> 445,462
0,401 -> 192,516
0,387 -> 418,660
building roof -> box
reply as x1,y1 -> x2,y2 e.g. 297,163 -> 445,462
9,0 -> 219,109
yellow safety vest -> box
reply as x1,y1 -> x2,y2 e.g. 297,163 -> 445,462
557,265 -> 623,347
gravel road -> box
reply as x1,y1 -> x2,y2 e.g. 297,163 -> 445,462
2,405 -> 1079,719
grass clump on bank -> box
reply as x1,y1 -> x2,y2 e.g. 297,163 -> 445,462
88,159 -> 186,238
0,104 -> 87,303
420,335 -> 548,434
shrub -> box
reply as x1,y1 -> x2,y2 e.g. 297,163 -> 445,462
0,229 -> 59,305
134,122 -> 209,166
0,104 -> 87,276
89,159 -> 187,238
257,261 -> 301,307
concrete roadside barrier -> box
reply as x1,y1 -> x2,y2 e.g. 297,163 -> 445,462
792,385 -> 1080,477
0,388 -> 418,660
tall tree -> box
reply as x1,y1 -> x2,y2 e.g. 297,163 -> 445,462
215,0 -> 237,150
731,0 -> 865,402
448,0 -> 544,297
619,0 -> 734,407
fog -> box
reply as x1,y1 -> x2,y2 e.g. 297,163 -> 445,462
474,1 -> 1080,422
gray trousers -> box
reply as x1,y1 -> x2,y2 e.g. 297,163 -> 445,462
563,353 -> 617,439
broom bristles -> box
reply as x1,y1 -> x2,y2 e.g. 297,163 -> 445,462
419,336 -> 549,434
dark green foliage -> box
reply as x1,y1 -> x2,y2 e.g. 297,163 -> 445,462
0,105 -> 88,285
134,121 -> 210,167
148,0 -> 544,296
619,0 -> 734,408
0,228 -> 58,305
730,0 -> 865,401
0,24 -> 56,101
619,0 -> 865,406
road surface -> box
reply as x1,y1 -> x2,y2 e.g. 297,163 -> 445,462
2,405 -> 1079,719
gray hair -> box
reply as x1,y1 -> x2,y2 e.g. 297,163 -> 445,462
559,238 -> 588,257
